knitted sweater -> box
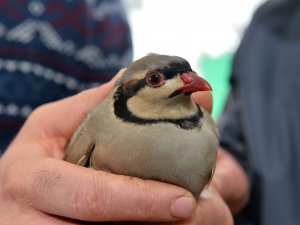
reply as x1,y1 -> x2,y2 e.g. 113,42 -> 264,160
0,0 -> 133,152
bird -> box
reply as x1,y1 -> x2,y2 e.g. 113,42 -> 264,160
64,53 -> 219,198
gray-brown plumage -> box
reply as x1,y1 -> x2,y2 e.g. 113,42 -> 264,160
65,53 -> 219,198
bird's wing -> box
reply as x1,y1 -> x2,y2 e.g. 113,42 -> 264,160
64,120 -> 95,167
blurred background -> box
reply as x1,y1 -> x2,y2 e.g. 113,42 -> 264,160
122,0 -> 266,119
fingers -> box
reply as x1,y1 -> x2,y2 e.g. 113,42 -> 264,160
130,187 -> 233,225
185,187 -> 233,225
210,148 -> 249,213
191,91 -> 213,113
18,159 -> 196,223
160,187 -> 233,225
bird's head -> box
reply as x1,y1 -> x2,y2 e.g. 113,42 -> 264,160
113,54 -> 212,124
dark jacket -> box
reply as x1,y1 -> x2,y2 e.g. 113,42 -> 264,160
218,0 -> 300,224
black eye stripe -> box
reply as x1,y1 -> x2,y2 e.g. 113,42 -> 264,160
120,60 -> 193,93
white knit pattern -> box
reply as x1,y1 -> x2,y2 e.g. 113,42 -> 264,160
0,103 -> 32,118
0,58 -> 100,91
0,0 -> 131,70
89,0 -> 126,21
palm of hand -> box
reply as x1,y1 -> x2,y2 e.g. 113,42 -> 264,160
0,69 -> 233,225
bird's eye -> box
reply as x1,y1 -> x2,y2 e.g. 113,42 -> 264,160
146,71 -> 165,88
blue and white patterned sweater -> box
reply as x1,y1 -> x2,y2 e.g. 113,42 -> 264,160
0,0 -> 133,152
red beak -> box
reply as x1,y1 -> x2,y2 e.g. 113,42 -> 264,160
177,71 -> 212,93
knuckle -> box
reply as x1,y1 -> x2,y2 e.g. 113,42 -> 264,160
73,171 -> 114,219
71,172 -> 156,221
31,169 -> 61,197
128,178 -> 156,220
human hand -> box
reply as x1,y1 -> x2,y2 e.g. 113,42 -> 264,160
0,69 -> 197,225
119,187 -> 233,225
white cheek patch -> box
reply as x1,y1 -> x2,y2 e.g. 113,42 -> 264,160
126,75 -> 198,120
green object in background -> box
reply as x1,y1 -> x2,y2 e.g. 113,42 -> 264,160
198,53 -> 233,120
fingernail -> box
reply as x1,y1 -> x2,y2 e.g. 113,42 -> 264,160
170,196 -> 195,219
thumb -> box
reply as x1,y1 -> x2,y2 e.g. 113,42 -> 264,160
191,91 -> 213,113
26,159 -> 196,222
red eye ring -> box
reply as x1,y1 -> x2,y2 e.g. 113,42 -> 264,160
146,71 -> 165,88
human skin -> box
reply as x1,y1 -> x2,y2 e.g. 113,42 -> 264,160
0,69 -> 249,225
